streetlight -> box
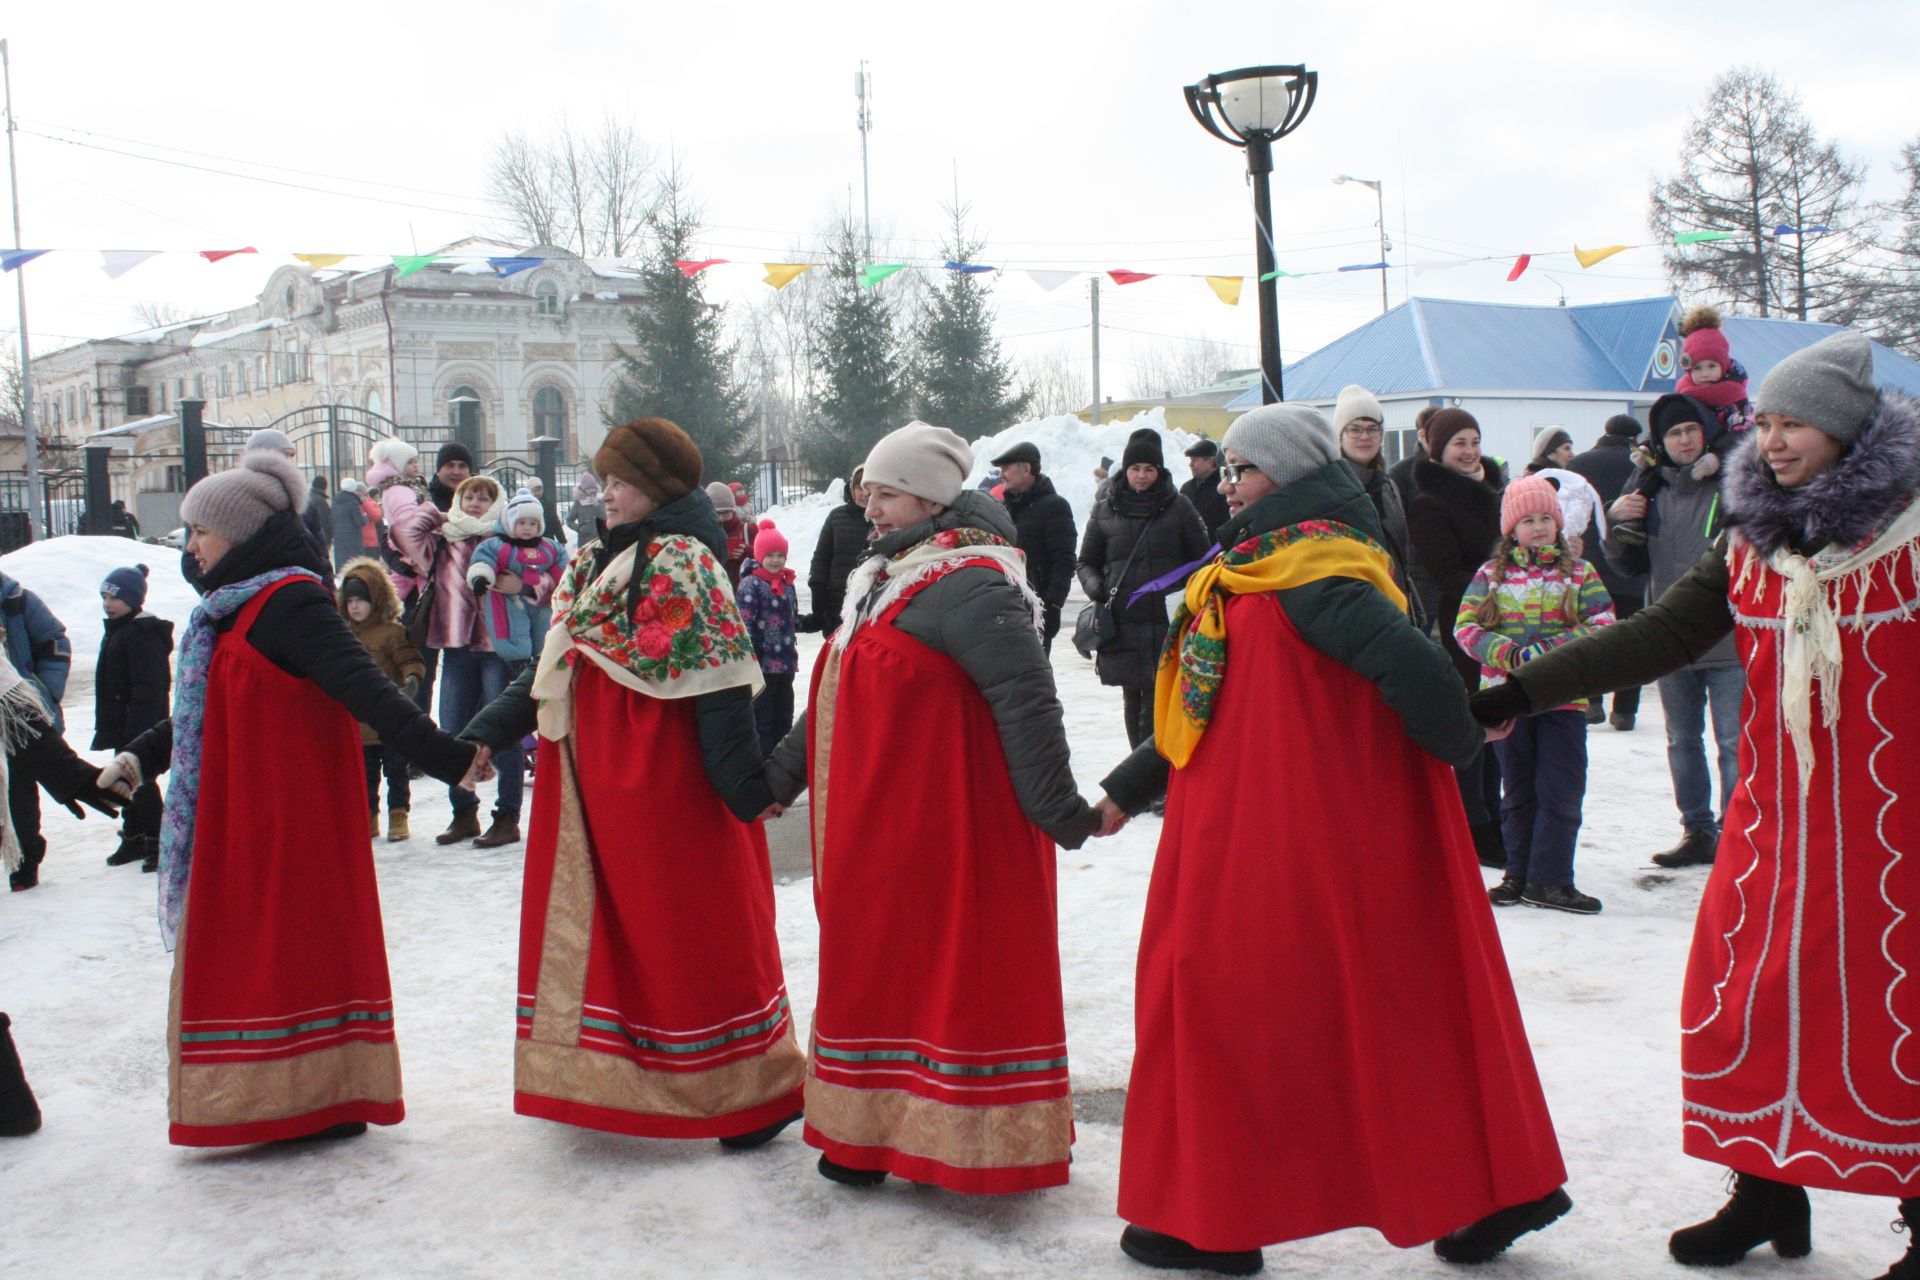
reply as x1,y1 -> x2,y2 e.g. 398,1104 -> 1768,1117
1185,64 -> 1318,405
1334,174 -> 1391,314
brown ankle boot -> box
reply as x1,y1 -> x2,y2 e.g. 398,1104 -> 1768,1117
474,814 -> 522,848
369,810 -> 380,839
386,810 -> 409,842
435,810 -> 482,845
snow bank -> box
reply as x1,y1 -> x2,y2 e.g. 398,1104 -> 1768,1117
0,536 -> 199,682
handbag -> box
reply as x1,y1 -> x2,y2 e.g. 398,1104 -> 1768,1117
402,541 -> 445,649
1071,505 -> 1164,660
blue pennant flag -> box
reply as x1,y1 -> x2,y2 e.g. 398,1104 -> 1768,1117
1337,261 -> 1389,272
1,249 -> 49,272
943,261 -> 996,274
489,256 -> 542,277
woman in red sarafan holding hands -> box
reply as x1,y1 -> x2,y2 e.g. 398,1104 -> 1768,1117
459,417 -> 806,1149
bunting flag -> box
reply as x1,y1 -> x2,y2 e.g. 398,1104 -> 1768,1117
293,252 -> 350,269
1204,275 -> 1243,306
858,263 -> 908,288
1506,254 -> 1532,282
1337,261 -> 1389,272
99,250 -> 161,279
1774,225 -> 1831,237
1573,244 -> 1630,269
1025,270 -> 1077,291
944,261 -> 995,274
1258,269 -> 1298,282
762,263 -> 813,289
391,255 -> 439,277
1674,231 -> 1735,246
676,259 -> 728,277
1108,270 -> 1155,285
1,250 -> 47,272
199,247 -> 256,263
488,256 -> 541,277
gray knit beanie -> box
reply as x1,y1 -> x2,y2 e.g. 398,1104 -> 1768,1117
180,450 -> 308,543
1755,331 -> 1879,444
1222,403 -> 1342,493
245,428 -> 295,455
862,421 -> 974,506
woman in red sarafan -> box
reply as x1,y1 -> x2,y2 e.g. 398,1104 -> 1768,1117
108,451 -> 484,1147
765,421 -> 1102,1194
459,418 -> 807,1146
1098,404 -> 1569,1276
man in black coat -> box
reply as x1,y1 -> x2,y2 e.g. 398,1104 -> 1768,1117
992,442 -> 1077,654
1565,413 -> 1648,728
1180,439 -> 1230,541
94,565 -> 173,872
805,467 -> 873,634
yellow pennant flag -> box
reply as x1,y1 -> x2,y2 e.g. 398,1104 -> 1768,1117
763,263 -> 813,289
1573,244 -> 1630,269
294,253 -> 350,269
1204,275 -> 1244,306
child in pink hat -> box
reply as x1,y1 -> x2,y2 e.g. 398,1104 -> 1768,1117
736,523 -> 799,757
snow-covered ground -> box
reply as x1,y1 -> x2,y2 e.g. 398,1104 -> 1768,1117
0,527 -> 1907,1277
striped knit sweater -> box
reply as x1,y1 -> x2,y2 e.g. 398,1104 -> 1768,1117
1454,543 -> 1615,710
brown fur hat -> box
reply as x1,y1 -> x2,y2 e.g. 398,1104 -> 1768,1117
336,557 -> 402,624
594,418 -> 703,507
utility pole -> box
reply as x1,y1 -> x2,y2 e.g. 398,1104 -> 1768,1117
2,39 -> 45,541
1089,277 -> 1102,425
855,62 -> 873,260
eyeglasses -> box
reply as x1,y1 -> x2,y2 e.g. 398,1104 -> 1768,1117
1219,461 -> 1262,484
1342,423 -> 1383,438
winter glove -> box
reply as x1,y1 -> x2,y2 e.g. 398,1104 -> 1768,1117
1469,679 -> 1532,726
97,751 -> 142,800
1042,603 -> 1062,640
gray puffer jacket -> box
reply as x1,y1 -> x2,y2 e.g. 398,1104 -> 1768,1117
1603,461 -> 1735,668
766,490 -> 1097,848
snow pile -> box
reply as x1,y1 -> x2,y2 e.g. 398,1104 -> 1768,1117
0,537 -> 199,683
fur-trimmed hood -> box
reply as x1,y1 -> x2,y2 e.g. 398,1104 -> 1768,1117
337,556 -> 403,624
1723,391 -> 1920,559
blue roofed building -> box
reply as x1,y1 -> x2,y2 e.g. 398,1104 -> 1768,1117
1224,297 -> 1920,468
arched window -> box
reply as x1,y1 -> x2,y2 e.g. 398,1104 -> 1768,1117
446,384 -> 483,432
366,388 -> 384,418
533,385 -> 567,445
534,280 -> 561,316
237,363 -> 250,395
218,366 -> 231,398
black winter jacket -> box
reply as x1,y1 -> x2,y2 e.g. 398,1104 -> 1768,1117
1180,471 -> 1231,541
457,490 -> 774,822
1406,457 -> 1507,686
301,482 -> 330,556
1075,474 -> 1211,688
93,611 -> 173,751
1002,474 -> 1077,611
807,500 -> 872,630
1566,434 -> 1640,505
330,488 -> 368,570
1567,434 -> 1648,606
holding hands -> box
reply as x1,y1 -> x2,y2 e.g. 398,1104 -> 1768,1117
458,744 -> 496,791
1092,797 -> 1129,837
97,751 -> 142,800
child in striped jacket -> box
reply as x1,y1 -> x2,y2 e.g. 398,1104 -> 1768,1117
1455,475 -> 1615,915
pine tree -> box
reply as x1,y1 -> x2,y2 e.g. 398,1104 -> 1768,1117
910,204 -> 1031,436
608,165 -> 754,481
802,222 -> 909,479
1650,68 -> 1867,320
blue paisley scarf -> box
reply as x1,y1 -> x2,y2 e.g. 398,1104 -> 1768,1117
158,567 -> 322,948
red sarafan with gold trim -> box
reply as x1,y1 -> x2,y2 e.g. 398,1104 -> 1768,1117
802,561 -> 1073,1193
1681,533 -> 1920,1195
169,579 -> 403,1145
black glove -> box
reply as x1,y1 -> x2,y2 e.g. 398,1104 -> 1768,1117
68,785 -> 123,819
1469,679 -> 1532,725
1042,603 -> 1062,640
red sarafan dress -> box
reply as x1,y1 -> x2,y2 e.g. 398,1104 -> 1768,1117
1118,591 -> 1566,1251
170,580 -> 403,1145
802,563 -> 1073,1192
1680,534 -> 1920,1195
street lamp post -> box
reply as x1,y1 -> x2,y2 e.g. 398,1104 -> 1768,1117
1185,65 -> 1318,405
1334,174 -> 1391,314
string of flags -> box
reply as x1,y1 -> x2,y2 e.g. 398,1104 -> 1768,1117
0,225 -> 1837,307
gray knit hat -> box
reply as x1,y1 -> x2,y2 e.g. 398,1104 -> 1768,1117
1755,331 -> 1879,444
245,428 -> 295,455
180,450 -> 308,544
863,421 -> 974,506
1222,403 -> 1342,493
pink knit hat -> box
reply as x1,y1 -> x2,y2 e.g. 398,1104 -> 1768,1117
1683,325 -> 1730,369
753,524 -> 789,561
1500,475 -> 1563,537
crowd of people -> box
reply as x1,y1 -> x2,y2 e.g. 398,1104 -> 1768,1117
6,321 -> 1920,1276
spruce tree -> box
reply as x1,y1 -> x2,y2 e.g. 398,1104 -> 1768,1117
911,205 -> 1031,436
609,166 -> 754,481
803,222 -> 909,479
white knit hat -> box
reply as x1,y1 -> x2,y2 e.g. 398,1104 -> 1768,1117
369,438 -> 418,470
862,421 -> 974,506
502,487 -> 543,533
1332,385 -> 1386,433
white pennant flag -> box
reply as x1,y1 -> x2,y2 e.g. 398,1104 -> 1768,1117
1025,270 -> 1078,292
100,250 -> 161,280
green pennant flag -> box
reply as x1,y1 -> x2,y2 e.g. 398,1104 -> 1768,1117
1259,269 -> 1295,282
392,255 -> 440,277
1674,231 -> 1735,246
858,263 -> 908,288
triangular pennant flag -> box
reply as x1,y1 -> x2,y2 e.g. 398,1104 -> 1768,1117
1773,224 -> 1831,238
1258,269 -> 1296,282
1108,270 -> 1155,285
200,247 -> 257,263
858,263 -> 908,288
489,256 -> 541,277
1573,244 -> 1630,269
1204,276 -> 1243,306
1674,231 -> 1734,246
676,259 -> 728,277
762,263 -> 813,289
391,255 -> 439,277
0,249 -> 47,272
99,250 -> 160,279
1025,270 -> 1076,291
943,261 -> 995,274
1337,261 -> 1389,272
293,252 -> 350,269
1506,254 -> 1532,282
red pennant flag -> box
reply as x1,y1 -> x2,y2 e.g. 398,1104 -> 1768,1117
1108,270 -> 1155,285
1505,254 -> 1531,282
200,247 -> 257,263
676,259 -> 728,277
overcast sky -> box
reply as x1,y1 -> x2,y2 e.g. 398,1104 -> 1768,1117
5,0 -> 1916,401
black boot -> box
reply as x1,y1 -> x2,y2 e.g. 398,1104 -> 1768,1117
718,1109 -> 801,1150
0,1012 -> 44,1137
1653,828 -> 1719,869
817,1153 -> 888,1186
7,861 -> 38,892
1668,1172 -> 1811,1266
1434,1186 -> 1572,1264
1469,822 -> 1506,870
1878,1198 -> 1920,1279
1120,1225 -> 1264,1275
106,834 -> 153,867
275,1121 -> 368,1144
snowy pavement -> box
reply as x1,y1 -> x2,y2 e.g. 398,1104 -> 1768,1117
3,562 -> 1911,1276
